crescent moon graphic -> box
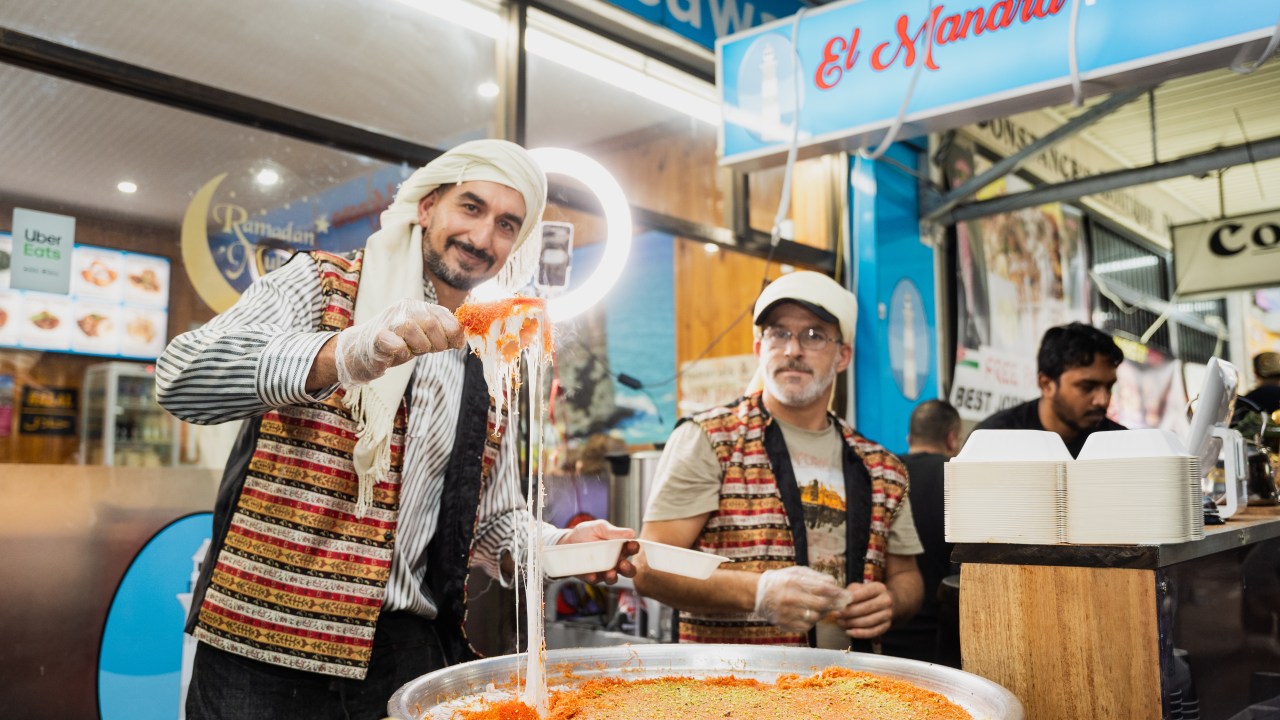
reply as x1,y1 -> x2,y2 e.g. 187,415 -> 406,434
181,173 -> 242,313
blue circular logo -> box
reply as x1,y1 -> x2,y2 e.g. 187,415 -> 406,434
734,34 -> 804,143
98,513 -> 212,720
888,278 -> 930,401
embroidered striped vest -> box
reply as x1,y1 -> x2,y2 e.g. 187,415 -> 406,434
679,393 -> 908,646
189,250 -> 502,679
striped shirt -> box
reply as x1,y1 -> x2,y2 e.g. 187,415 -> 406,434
157,253 -> 567,618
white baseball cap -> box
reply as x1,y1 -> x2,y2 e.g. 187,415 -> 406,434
753,271 -> 857,345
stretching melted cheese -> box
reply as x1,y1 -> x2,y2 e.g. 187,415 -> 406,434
455,296 -> 553,715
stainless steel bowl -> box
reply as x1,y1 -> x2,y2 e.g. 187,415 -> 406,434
388,643 -> 1023,719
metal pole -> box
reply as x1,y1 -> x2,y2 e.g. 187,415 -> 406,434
922,85 -> 1150,223
942,135 -> 1280,224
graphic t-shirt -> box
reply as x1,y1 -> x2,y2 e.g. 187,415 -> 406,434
775,418 -> 849,586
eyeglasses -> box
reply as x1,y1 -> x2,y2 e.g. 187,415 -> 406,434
760,326 -> 840,351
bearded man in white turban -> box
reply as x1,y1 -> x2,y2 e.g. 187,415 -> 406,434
158,139 -> 636,720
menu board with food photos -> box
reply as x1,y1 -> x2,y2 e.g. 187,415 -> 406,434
0,234 -> 170,360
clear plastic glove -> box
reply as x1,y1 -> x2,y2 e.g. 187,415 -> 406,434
753,565 -> 846,633
334,299 -> 464,386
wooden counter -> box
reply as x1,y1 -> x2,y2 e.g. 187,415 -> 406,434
0,465 -> 219,718
956,506 -> 1280,720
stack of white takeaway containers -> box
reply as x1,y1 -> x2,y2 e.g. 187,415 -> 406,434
945,429 -> 1203,545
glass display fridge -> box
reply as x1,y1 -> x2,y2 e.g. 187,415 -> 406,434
80,361 -> 179,466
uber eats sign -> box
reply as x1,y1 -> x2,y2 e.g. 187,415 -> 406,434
12,207 -> 76,295
1173,209 -> 1280,296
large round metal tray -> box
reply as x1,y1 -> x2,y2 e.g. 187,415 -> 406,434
388,643 -> 1023,719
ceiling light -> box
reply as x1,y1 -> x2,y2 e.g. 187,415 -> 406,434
704,242 -> 719,254
526,28 -> 717,125
392,0 -> 501,37
117,181 -> 138,194
256,169 -> 280,186
477,81 -> 500,98
396,0 -> 716,125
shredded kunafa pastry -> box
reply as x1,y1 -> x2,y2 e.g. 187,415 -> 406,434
449,668 -> 971,720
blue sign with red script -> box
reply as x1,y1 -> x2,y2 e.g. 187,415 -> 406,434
718,0 -> 1278,167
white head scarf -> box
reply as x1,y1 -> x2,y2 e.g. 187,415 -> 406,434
344,139 -> 547,515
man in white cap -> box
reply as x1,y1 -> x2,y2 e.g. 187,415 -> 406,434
158,139 -> 636,719
635,271 -> 923,651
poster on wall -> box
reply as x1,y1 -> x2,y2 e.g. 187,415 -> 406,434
1108,338 -> 1189,436
0,234 -> 170,360
944,140 -> 1090,421
1246,288 -> 1280,375
181,164 -> 411,313
678,354 -> 759,416
552,231 -> 677,448
0,375 -> 13,436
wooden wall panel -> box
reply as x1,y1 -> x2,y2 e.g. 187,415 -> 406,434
960,562 -> 1162,719
747,154 -> 842,251
590,119 -> 725,228
673,239 -> 790,370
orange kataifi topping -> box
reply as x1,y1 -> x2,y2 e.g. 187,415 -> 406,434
451,668 -> 972,720
455,297 -> 551,362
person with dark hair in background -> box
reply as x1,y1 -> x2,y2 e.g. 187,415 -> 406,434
1242,351 -> 1280,414
973,322 -> 1126,457
881,400 -> 961,665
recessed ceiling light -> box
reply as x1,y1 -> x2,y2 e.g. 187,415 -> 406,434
117,181 -> 138,194
477,81 -> 500,98
703,242 -> 719,254
256,168 -> 280,186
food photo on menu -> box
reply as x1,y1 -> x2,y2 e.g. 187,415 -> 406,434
0,233 -> 11,290
122,255 -> 169,306
0,291 -> 17,346
70,300 -> 121,355
119,307 -> 167,357
18,292 -> 72,351
72,247 -> 125,301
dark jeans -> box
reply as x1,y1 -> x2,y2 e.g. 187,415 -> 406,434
185,612 -> 447,720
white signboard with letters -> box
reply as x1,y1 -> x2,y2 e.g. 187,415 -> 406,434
1172,209 -> 1280,296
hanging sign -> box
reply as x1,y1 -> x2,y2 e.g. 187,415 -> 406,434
11,208 -> 75,294
718,0 -> 1278,168
1172,209 -> 1280,296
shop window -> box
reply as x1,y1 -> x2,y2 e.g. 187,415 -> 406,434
1089,217 -> 1173,353
1174,299 -> 1229,365
0,63 -> 405,466
1088,218 -> 1228,364
524,9 -> 725,230
0,0 -> 502,148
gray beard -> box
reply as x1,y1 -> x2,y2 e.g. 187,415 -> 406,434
763,361 -> 838,407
